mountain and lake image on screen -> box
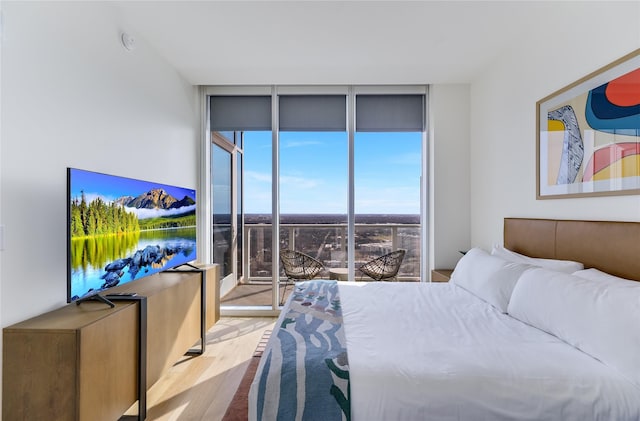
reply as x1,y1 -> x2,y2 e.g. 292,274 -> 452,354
67,168 -> 197,301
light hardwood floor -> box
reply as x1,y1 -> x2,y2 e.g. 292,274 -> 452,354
123,317 -> 276,420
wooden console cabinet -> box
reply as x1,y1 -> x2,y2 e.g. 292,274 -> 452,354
3,264 -> 220,420
3,301 -> 139,421
202,264 -> 221,331
110,269 -> 202,387
106,264 -> 220,388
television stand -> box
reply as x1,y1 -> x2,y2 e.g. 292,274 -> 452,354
4,299 -> 141,420
75,293 -> 115,308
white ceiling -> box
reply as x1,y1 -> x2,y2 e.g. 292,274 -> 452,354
114,1 -> 578,86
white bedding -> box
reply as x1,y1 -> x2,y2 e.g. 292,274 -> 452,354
339,281 -> 640,421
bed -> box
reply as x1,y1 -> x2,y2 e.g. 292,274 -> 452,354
249,218 -> 640,420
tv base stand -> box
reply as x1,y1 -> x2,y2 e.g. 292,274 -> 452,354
75,292 -> 116,308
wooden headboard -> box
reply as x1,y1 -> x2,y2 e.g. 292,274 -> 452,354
504,218 -> 640,282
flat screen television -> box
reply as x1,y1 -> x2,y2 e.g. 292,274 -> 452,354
67,168 -> 197,302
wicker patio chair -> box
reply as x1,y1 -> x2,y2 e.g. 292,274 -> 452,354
279,249 -> 325,304
358,249 -> 406,281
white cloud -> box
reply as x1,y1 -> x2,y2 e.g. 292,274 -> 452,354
283,140 -> 323,148
280,174 -> 321,189
245,171 -> 272,183
355,186 -> 420,213
390,152 -> 422,166
127,204 -> 196,220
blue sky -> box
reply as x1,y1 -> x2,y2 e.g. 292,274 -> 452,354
243,131 -> 422,214
69,168 -> 196,205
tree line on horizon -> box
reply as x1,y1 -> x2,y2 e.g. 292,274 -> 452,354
70,193 -> 140,237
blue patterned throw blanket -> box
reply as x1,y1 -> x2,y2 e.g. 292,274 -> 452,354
253,280 -> 351,421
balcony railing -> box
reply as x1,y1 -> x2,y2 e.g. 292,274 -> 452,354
241,222 -> 421,282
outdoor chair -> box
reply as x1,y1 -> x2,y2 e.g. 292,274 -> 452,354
358,249 -> 406,281
279,249 -> 325,304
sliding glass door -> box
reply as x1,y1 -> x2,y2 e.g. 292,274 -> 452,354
211,136 -> 236,296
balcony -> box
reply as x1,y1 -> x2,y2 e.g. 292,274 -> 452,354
240,221 -> 421,283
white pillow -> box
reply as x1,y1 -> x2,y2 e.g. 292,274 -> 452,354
573,268 -> 639,283
508,267 -> 640,387
491,244 -> 583,274
450,247 -> 532,313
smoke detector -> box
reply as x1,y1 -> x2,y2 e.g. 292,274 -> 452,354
121,32 -> 136,52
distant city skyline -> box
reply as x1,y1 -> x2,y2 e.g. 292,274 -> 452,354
244,213 -> 420,225
242,131 -> 422,214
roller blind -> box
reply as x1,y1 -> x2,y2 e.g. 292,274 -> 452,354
210,96 -> 272,131
279,95 -> 347,131
356,94 -> 425,132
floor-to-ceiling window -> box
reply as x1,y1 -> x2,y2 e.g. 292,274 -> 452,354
278,94 -> 349,304
354,93 -> 425,280
278,131 -> 349,303
206,86 -> 427,315
241,130 -> 273,305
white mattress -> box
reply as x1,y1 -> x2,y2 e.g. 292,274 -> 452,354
339,282 -> 640,421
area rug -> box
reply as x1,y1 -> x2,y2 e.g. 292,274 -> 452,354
222,330 -> 272,420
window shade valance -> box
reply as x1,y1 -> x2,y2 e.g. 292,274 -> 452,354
210,93 -> 425,133
279,95 -> 347,131
210,96 -> 272,131
356,94 -> 425,132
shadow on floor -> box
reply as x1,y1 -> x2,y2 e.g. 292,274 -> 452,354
221,283 -> 294,306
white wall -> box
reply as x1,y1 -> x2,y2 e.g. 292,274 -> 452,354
430,85 -> 471,270
470,2 -> 640,249
0,2 -> 199,327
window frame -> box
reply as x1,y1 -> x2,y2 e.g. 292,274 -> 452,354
201,85 -> 429,315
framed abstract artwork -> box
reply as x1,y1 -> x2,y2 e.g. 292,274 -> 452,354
537,48 -> 640,199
